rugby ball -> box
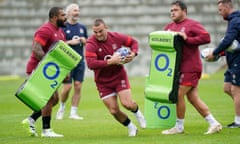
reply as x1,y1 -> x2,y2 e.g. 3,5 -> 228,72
114,47 -> 131,58
200,48 -> 219,62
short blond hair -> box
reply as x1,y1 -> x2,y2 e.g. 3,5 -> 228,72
65,3 -> 79,17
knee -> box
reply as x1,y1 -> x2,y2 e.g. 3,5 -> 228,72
52,93 -> 59,106
53,97 -> 59,106
64,84 -> 72,92
224,87 -> 231,95
223,83 -> 232,95
74,81 -> 81,88
109,107 -> 120,116
187,98 -> 194,105
187,95 -> 198,105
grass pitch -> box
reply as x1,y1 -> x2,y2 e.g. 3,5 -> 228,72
0,71 -> 240,144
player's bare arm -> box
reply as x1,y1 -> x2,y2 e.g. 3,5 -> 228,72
32,41 -> 45,60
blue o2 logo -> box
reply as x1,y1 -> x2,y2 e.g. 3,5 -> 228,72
43,62 -> 60,80
43,62 -> 60,89
157,105 -> 170,119
155,54 -> 169,71
154,102 -> 171,119
154,53 -> 172,77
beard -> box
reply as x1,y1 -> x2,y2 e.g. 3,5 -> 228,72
57,19 -> 66,27
72,16 -> 79,21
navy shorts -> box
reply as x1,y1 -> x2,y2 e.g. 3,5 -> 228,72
224,69 -> 240,86
224,52 -> 240,86
64,61 -> 85,83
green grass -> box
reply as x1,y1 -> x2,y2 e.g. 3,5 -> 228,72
1,71 -> 240,144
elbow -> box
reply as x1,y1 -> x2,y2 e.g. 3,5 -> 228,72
85,60 -> 96,70
86,62 -> 94,70
205,34 -> 211,43
207,37 -> 211,43
87,65 -> 95,70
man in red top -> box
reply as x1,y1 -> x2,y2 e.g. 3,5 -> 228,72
85,18 -> 146,137
161,1 -> 222,135
21,7 -> 66,137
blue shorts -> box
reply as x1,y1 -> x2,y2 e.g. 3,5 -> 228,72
224,69 -> 240,86
64,61 -> 85,83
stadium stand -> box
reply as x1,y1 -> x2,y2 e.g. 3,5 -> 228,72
0,0 -> 238,76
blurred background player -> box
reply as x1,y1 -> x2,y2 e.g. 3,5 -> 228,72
207,0 -> 240,128
161,1 -> 222,135
21,6 -> 66,137
56,3 -> 88,120
85,18 -> 146,136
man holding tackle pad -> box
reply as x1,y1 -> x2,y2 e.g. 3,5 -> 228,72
21,6 -> 68,138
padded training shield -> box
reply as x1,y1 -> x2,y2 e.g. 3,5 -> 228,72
144,97 -> 176,128
15,40 -> 81,111
145,31 -> 183,103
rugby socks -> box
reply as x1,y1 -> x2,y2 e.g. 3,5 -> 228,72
234,116 -> 240,124
122,117 -> 131,126
42,116 -> 51,129
205,114 -> 219,126
70,106 -> 78,115
59,102 -> 65,111
127,122 -> 136,129
131,105 -> 138,113
28,117 -> 36,124
132,106 -> 144,118
30,111 -> 41,121
175,118 -> 184,132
